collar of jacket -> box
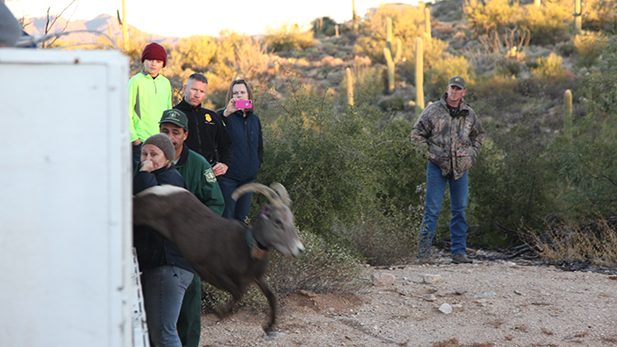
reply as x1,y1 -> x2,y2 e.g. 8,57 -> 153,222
175,144 -> 190,167
440,93 -> 470,115
231,109 -> 253,118
176,98 -> 201,113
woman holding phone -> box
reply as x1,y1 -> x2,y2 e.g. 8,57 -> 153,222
219,79 -> 264,222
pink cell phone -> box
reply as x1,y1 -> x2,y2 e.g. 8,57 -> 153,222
235,100 -> 252,109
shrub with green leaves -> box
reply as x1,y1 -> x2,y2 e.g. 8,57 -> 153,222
264,22 -> 316,52
200,228 -> 368,314
425,55 -> 472,100
518,1 -> 570,45
573,31 -> 607,68
531,52 -> 566,81
464,0 -> 521,36
353,3 -> 427,64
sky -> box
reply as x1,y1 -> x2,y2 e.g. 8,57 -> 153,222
7,0 -> 421,37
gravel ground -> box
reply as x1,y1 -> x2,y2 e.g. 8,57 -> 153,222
198,257 -> 617,347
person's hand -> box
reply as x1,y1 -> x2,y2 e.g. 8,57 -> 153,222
140,160 -> 154,172
223,98 -> 238,117
132,139 -> 142,146
212,162 -> 228,176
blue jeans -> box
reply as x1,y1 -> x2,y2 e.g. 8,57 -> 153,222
418,162 -> 469,257
141,266 -> 194,347
218,176 -> 254,223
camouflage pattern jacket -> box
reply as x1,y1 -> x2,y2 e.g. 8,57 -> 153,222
411,93 -> 485,180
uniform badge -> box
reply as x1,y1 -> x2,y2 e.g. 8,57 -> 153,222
205,114 -> 212,122
204,168 -> 217,183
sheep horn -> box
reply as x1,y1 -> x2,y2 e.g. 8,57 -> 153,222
269,183 -> 291,207
232,183 -> 283,208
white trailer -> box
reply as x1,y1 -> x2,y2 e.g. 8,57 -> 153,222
0,49 -> 136,347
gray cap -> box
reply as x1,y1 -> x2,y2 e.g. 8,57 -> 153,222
448,76 -> 466,89
143,133 -> 176,162
159,109 -> 188,129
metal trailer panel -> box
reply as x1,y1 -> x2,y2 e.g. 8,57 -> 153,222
0,49 -> 132,347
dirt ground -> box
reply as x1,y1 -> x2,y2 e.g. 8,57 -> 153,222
198,256 -> 617,347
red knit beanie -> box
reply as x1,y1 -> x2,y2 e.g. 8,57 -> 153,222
141,42 -> 167,67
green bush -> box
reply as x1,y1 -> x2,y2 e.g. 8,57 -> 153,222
353,3 -> 427,64
518,2 -> 570,45
531,52 -> 566,81
464,0 -> 521,36
573,31 -> 607,68
200,229 -> 368,314
264,22 -> 316,52
311,16 -> 339,37
425,55 -> 472,100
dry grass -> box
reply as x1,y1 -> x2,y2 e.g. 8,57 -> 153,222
522,216 -> 617,266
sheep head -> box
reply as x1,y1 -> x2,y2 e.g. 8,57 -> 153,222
232,183 -> 304,257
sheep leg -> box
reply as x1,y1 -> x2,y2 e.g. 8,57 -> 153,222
255,276 -> 277,333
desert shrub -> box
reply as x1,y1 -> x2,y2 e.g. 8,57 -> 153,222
400,36 -> 450,83
268,229 -> 368,296
464,0 -> 522,36
353,3 -> 427,64
425,55 -> 472,99
311,16 -> 339,37
173,35 -> 218,72
522,217 -> 617,266
573,31 -> 607,68
544,39 -> 617,219
255,81 -> 381,236
200,228 -> 368,314
264,22 -> 315,52
469,118 -> 559,245
495,58 -> 521,76
583,0 -> 617,32
518,1 -> 570,45
340,65 -> 384,105
555,41 -> 576,57
334,210 -> 420,266
531,52 -> 566,81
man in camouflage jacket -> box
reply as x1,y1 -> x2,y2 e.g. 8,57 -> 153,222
411,76 -> 485,264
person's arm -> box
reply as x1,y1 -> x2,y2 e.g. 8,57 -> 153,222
410,109 -> 431,156
468,111 -> 485,157
128,76 -> 142,145
215,114 -> 233,174
257,116 -> 264,165
196,164 -> 226,216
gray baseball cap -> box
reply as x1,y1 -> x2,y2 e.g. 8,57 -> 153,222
448,76 -> 466,89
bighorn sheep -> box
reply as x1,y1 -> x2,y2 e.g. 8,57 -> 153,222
132,182 -> 304,332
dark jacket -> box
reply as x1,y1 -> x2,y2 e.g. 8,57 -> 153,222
218,109 -> 264,182
174,144 -> 225,215
174,99 -> 233,167
411,93 -> 484,180
133,165 -> 194,273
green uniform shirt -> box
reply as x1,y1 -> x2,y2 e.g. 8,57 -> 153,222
175,148 -> 225,216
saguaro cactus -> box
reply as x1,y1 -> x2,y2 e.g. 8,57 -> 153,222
424,7 -> 432,40
574,0 -> 582,32
352,0 -> 358,31
564,89 -> 573,140
383,18 -> 402,93
415,37 -> 425,115
346,67 -> 354,106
